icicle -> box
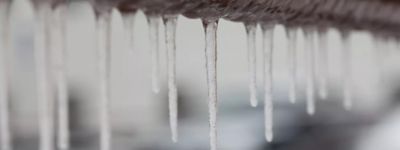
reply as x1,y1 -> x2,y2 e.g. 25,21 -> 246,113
262,24 -> 274,142
202,19 -> 219,150
316,30 -> 328,100
35,5 -> 55,150
122,12 -> 136,52
146,14 -> 161,93
163,15 -> 178,143
286,28 -> 297,104
244,22 -> 258,107
96,12 -> 112,150
373,37 -> 385,84
304,29 -> 315,115
341,33 -> 352,110
0,2 -> 12,150
51,5 -> 69,150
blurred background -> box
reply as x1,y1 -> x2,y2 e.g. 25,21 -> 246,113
4,0 -> 400,150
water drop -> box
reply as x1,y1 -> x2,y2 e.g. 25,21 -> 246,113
262,24 -> 274,142
146,14 -> 161,93
163,14 -> 179,143
202,19 -> 219,150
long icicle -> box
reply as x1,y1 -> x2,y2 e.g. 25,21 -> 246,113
202,19 -> 219,150
304,29 -> 315,115
163,15 -> 179,143
52,5 -> 69,150
317,30 -> 328,100
35,5 -> 55,150
0,2 -> 12,150
287,28 -> 297,104
244,22 -> 258,107
341,33 -> 352,110
262,24 -> 274,142
96,12 -> 112,150
146,14 -> 161,93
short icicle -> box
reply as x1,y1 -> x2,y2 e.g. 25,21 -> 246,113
202,19 -> 219,150
96,12 -> 112,150
286,28 -> 297,104
146,14 -> 161,93
304,29 -> 315,115
0,2 -> 12,150
341,33 -> 353,110
244,22 -> 258,107
316,29 -> 328,100
163,15 -> 179,143
122,12 -> 136,52
51,5 -> 70,150
35,5 -> 55,150
262,24 -> 274,142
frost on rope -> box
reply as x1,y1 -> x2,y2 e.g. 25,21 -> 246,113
202,19 -> 219,150
262,24 -> 274,142
163,15 -> 179,143
244,22 -> 258,107
146,14 -> 161,93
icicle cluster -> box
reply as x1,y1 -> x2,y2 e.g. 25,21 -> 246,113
0,2 -> 395,150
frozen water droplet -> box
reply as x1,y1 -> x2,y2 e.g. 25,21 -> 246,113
96,12 -> 112,150
262,24 -> 274,142
163,15 -> 179,143
146,14 -> 161,93
202,19 -> 219,150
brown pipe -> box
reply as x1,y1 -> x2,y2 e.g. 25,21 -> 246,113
116,0 -> 400,36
